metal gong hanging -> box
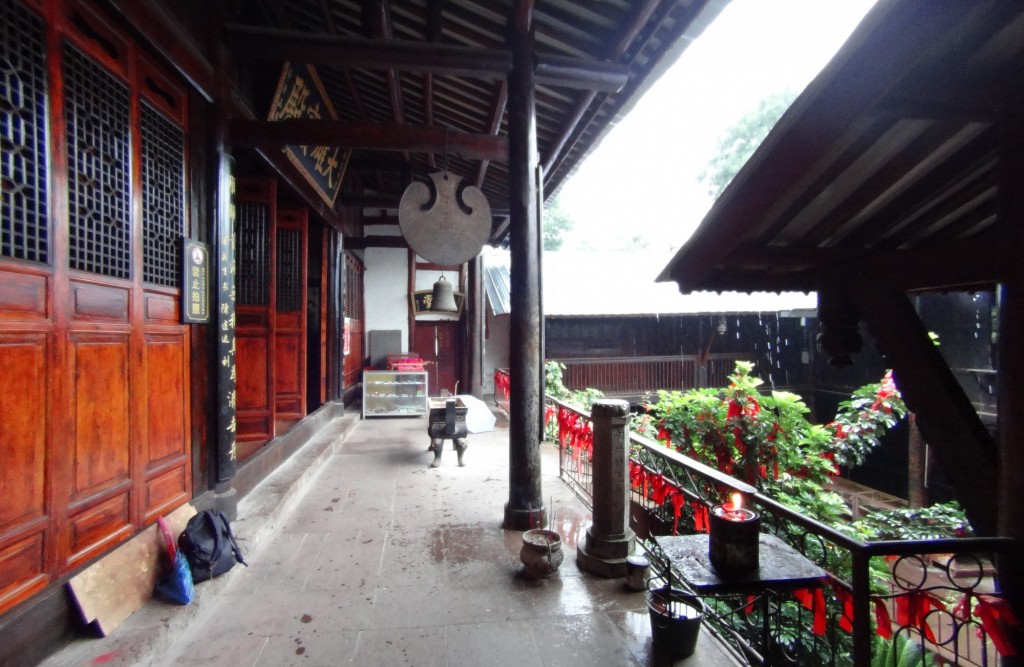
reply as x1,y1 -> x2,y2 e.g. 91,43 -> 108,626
398,171 -> 491,266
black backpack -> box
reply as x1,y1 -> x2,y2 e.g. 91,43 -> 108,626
178,510 -> 247,582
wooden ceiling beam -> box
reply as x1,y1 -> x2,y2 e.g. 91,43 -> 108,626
344,192 -> 509,215
475,81 -> 509,188
347,235 -> 410,249
101,0 -> 216,101
423,0 -> 443,170
230,119 -> 508,161
729,233 -> 1000,292
222,25 -> 629,91
539,0 -> 662,181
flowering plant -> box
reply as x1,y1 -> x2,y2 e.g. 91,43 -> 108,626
645,362 -> 910,522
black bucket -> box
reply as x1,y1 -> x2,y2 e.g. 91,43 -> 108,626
646,587 -> 704,658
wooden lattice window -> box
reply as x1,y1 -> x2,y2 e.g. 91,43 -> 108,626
345,253 -> 363,319
64,42 -> 130,279
276,227 -> 302,312
236,201 -> 270,306
141,100 -> 184,287
1,2 -> 48,263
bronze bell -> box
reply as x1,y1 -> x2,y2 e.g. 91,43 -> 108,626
430,275 -> 458,312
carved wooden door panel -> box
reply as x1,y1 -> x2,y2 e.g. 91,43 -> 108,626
0,0 -> 191,616
274,207 -> 307,423
414,321 -> 461,396
235,178 -> 277,461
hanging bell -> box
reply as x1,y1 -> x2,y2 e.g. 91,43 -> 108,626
430,276 -> 458,313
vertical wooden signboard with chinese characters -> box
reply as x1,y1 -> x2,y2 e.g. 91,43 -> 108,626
267,63 -> 348,207
215,153 -> 238,481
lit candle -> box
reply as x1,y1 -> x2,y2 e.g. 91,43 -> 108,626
715,493 -> 758,522
708,492 -> 761,574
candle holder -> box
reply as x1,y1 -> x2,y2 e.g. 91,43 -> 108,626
708,494 -> 760,574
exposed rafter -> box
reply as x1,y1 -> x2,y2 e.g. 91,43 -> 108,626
229,119 -> 508,161
222,24 -> 630,92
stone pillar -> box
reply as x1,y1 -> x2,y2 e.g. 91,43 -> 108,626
577,399 -> 635,577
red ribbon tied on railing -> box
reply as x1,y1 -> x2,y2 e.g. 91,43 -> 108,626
873,599 -> 893,639
629,461 -> 645,490
671,492 -> 686,535
893,590 -> 946,644
793,587 -> 828,636
691,501 -> 708,533
831,582 -> 854,633
975,595 -> 1019,657
494,371 -> 510,399
657,419 -> 672,448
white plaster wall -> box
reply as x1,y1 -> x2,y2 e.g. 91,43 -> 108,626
363,246 -> 409,352
483,307 -> 510,394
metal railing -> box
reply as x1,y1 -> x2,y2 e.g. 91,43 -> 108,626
551,354 -> 745,397
547,396 -> 1019,666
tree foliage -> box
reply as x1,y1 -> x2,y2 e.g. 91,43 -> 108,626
699,90 -> 798,200
542,196 -> 575,251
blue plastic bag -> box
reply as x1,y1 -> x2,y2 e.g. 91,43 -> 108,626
154,516 -> 194,605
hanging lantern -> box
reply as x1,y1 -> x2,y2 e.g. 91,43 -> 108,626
430,275 -> 458,313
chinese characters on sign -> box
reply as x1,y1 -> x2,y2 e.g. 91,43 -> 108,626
410,289 -> 465,316
267,63 -> 349,207
216,156 -> 238,476
182,239 -> 210,323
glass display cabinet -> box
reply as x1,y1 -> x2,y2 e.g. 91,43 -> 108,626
362,371 -> 428,417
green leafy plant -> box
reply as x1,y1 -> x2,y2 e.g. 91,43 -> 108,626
828,371 -> 907,468
544,360 -> 603,409
871,633 -> 940,667
544,360 -> 604,442
851,502 -> 971,541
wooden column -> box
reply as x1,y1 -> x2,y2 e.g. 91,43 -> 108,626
213,151 -> 238,491
468,255 -> 484,399
326,228 -> 345,402
503,0 -> 544,530
996,119 -> 1024,632
212,16 -> 237,514
851,286 -> 997,535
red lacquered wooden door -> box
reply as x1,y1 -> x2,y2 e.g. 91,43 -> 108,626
0,0 -> 191,615
414,321 -> 461,396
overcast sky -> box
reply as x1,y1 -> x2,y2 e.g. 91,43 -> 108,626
555,0 -> 878,253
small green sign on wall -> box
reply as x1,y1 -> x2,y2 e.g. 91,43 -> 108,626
182,238 -> 210,324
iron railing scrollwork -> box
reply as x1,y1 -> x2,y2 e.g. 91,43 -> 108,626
543,393 -> 1019,666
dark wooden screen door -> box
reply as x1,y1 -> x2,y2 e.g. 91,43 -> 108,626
274,207 -> 308,425
235,178 -> 277,461
414,321 -> 461,396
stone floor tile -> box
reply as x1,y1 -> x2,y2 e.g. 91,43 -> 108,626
525,612 -> 645,666
445,620 -> 544,667
605,607 -> 742,666
237,532 -> 330,595
369,583 -> 451,629
348,625 -> 447,667
43,413 -> 744,667
166,635 -> 267,666
253,628 -> 358,666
